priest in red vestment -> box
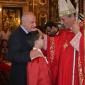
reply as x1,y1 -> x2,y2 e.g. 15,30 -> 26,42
43,0 -> 84,85
56,0 -> 84,85
43,21 -> 64,85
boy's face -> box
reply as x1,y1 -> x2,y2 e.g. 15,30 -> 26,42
36,35 -> 44,49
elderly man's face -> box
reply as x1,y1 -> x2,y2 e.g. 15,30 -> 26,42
26,15 -> 36,31
22,13 -> 36,31
61,14 -> 76,28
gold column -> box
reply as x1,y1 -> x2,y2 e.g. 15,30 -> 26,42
49,0 -> 59,22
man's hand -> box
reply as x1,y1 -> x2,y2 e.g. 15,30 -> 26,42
71,21 -> 80,34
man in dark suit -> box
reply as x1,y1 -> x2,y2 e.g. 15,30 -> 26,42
6,12 -> 36,85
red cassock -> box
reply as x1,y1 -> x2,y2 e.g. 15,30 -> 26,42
77,23 -> 84,85
57,28 -> 84,85
44,25 -> 84,85
57,30 -> 79,85
47,28 -> 84,85
27,57 -> 52,85
80,36 -> 84,74
78,34 -> 84,85
47,32 -> 63,85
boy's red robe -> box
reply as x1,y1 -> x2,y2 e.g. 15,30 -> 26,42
27,57 -> 52,85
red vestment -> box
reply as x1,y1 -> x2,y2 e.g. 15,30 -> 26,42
78,34 -> 84,85
47,29 -> 84,85
78,22 -> 84,85
47,32 -> 63,85
56,30 -> 77,85
27,57 -> 52,85
57,28 -> 84,85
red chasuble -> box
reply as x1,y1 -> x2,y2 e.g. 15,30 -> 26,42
27,57 -> 52,85
78,22 -> 84,85
78,34 -> 84,85
47,30 -> 83,85
57,30 -> 76,85
57,28 -> 84,85
44,24 -> 84,85
47,32 -> 63,85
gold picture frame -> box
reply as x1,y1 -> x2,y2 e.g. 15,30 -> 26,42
2,7 -> 22,31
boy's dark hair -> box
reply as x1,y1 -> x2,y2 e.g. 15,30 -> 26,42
27,31 -> 40,51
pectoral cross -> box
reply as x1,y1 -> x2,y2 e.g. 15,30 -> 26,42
64,42 -> 68,49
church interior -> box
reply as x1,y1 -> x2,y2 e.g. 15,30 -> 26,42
0,0 -> 84,30
0,0 -> 84,85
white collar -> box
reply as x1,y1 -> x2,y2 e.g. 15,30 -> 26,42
33,47 -> 42,53
20,25 -> 28,34
32,47 -> 48,63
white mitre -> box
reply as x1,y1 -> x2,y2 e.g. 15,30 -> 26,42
58,0 -> 76,17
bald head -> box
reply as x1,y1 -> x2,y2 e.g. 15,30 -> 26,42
22,12 -> 35,22
21,12 -> 36,31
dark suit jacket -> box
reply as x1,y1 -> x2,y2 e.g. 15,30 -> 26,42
6,26 -> 31,85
